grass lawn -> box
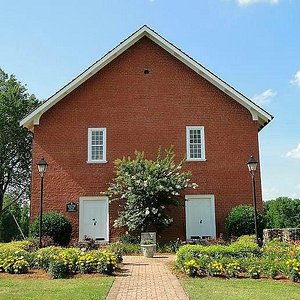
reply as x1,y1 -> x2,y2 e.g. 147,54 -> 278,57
181,277 -> 300,300
0,274 -> 114,300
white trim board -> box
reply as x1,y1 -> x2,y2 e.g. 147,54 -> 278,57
79,196 -> 109,242
20,25 -> 273,132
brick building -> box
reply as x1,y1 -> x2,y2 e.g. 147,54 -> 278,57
21,26 -> 273,242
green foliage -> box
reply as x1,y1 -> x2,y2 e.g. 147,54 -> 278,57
108,241 -> 141,255
225,205 -> 264,238
264,197 -> 300,228
176,236 -> 300,282
94,251 -> 117,275
157,239 -> 183,253
0,241 -> 119,278
33,246 -> 62,270
116,233 -> 140,244
48,256 -> 69,279
106,146 -> 197,232
2,256 -> 30,274
0,68 -> 39,213
0,195 -> 29,242
29,211 -> 72,246
176,236 -> 259,270
78,253 -> 95,274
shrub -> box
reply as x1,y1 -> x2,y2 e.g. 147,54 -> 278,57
2,256 -> 30,274
116,233 -> 140,244
207,260 -> 224,276
29,211 -> 72,246
48,255 -> 69,279
225,205 -> 264,238
108,241 -> 141,255
224,260 -> 241,278
286,258 -> 300,282
106,146 -> 197,232
157,239 -> 183,253
176,237 -> 259,270
95,251 -> 117,275
78,253 -> 95,274
33,246 -> 62,270
184,259 -> 199,277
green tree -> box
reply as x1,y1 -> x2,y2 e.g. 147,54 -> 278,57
0,68 -> 39,212
106,147 -> 197,232
225,205 -> 265,238
0,194 -> 29,242
264,197 -> 300,228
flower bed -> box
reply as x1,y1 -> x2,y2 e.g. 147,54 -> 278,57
0,241 -> 120,279
176,236 -> 300,282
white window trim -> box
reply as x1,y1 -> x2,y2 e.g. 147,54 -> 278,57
186,126 -> 206,161
87,128 -> 107,163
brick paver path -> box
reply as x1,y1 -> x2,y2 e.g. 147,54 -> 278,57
106,255 -> 188,300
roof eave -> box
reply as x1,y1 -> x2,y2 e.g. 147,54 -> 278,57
20,25 -> 273,132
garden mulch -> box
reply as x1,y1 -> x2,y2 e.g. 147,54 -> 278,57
106,254 -> 188,300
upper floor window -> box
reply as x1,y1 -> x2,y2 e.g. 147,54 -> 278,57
186,126 -> 205,161
88,128 -> 106,163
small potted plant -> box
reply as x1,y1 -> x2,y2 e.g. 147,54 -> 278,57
141,239 -> 156,258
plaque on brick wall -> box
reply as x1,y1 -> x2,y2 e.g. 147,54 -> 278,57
66,202 -> 77,212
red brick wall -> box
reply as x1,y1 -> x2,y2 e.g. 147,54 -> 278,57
30,37 -> 262,241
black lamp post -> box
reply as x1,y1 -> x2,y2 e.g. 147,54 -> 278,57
247,155 -> 259,246
37,158 -> 48,248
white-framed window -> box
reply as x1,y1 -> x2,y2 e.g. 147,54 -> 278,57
186,126 -> 205,161
87,128 -> 107,163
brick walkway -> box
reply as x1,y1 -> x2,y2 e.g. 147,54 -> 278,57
106,255 -> 188,300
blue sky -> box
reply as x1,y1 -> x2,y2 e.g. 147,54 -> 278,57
1,0 -> 299,200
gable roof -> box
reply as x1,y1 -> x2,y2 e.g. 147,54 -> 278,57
20,25 -> 273,132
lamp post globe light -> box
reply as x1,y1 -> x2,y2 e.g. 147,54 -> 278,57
37,158 -> 48,248
247,155 -> 259,246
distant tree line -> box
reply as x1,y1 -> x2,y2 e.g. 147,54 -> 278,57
225,197 -> 300,238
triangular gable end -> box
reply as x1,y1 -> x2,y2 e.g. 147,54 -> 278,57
20,25 -> 273,132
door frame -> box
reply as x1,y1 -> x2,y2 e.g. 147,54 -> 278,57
79,196 -> 109,242
185,194 -> 216,239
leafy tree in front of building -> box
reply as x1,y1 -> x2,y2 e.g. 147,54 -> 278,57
106,147 -> 197,232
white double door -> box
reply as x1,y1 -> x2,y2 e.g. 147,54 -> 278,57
185,195 -> 216,240
79,196 -> 109,241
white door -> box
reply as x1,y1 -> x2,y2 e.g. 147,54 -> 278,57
185,195 -> 216,240
79,197 -> 109,241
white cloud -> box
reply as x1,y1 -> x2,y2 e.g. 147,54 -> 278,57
252,89 -> 276,105
290,70 -> 300,86
286,143 -> 300,158
262,187 -> 279,200
237,0 -> 279,6
298,183 -> 300,189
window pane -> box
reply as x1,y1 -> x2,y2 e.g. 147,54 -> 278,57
188,128 -> 203,159
90,129 -> 105,161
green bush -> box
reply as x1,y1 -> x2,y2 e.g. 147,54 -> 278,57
157,239 -> 183,253
29,211 -> 72,246
48,255 -> 69,279
33,246 -> 62,270
94,251 -> 117,275
78,253 -> 95,274
225,205 -> 264,238
176,236 -> 259,270
108,241 -> 141,255
2,256 -> 30,274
